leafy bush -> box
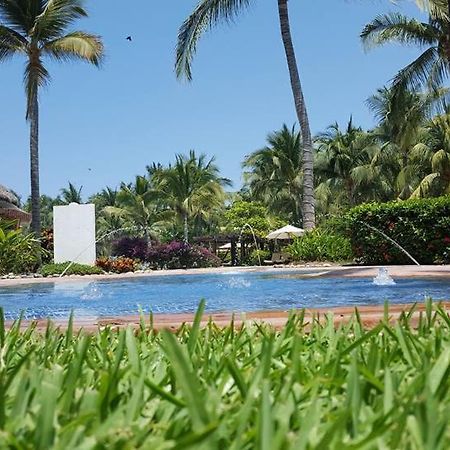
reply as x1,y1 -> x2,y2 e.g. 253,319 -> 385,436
96,257 -> 138,273
40,262 -> 104,277
287,229 -> 353,262
40,228 -> 54,264
112,236 -> 149,260
244,249 -> 270,266
1,301 -> 450,448
147,241 -> 221,269
0,220 -> 42,274
345,196 -> 450,264
224,201 -> 284,238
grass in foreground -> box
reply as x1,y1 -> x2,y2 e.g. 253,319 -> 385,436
0,300 -> 450,449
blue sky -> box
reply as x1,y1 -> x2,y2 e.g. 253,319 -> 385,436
1,0 -> 424,200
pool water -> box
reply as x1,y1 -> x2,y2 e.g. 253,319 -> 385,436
0,271 -> 449,320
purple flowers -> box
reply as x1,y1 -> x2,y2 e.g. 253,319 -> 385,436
112,237 -> 150,261
146,241 -> 221,269
113,238 -> 221,269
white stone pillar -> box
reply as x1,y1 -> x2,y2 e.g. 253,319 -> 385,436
53,203 -> 96,265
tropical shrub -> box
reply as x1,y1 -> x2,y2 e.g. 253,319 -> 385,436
112,236 -> 149,260
40,228 -> 54,264
287,229 -> 353,262
0,221 -> 41,274
244,249 -> 270,266
147,241 -> 221,269
1,301 -> 450,448
345,196 -> 450,264
224,201 -> 284,238
96,257 -> 138,273
40,262 -> 103,277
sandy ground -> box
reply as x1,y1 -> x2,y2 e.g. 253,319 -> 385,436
1,264 -> 449,332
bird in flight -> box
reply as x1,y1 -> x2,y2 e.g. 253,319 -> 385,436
126,36 -> 132,42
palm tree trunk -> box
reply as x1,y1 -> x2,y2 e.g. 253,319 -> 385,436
29,89 -> 41,238
277,0 -> 315,230
183,213 -> 189,243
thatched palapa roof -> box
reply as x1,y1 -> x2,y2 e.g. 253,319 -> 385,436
0,184 -> 32,224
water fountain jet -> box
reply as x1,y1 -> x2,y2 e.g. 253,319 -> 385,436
373,267 -> 396,285
238,223 -> 262,266
361,222 -> 420,266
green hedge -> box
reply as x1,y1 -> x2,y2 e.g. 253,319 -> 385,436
287,229 -> 353,262
40,262 -> 104,277
345,196 -> 450,265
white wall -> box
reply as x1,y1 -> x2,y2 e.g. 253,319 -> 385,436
53,203 -> 96,265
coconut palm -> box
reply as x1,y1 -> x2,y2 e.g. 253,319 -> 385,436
23,194 -> 62,228
89,186 -> 118,210
314,118 -> 387,210
60,182 -> 82,204
367,86 -> 446,198
410,113 -> 450,197
175,0 -> 316,229
361,2 -> 450,93
107,176 -> 167,238
243,124 -> 303,225
151,151 -> 231,242
0,0 -> 104,237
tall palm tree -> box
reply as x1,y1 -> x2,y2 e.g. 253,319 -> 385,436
175,0 -> 316,229
0,0 -> 104,237
243,124 -> 303,225
60,181 -> 82,204
151,151 -> 231,242
361,2 -> 450,93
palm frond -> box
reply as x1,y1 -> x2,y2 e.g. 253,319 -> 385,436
32,0 -> 87,41
392,46 -> 443,92
43,31 -> 103,65
361,13 -> 438,50
0,24 -> 27,60
175,0 -> 252,80
415,0 -> 449,20
0,0 -> 39,35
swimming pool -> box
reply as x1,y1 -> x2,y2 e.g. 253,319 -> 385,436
0,270 -> 449,320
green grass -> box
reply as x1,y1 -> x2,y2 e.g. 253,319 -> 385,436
1,300 -> 450,448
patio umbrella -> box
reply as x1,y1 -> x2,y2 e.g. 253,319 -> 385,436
218,242 -> 241,250
266,225 -> 305,240
0,184 -> 31,225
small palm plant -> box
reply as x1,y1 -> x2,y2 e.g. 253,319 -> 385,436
0,0 -> 104,237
